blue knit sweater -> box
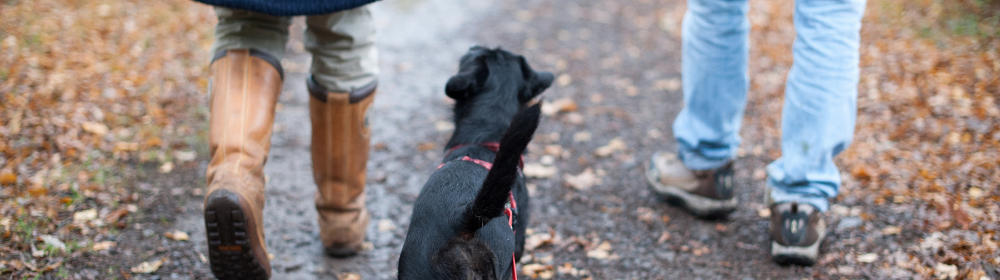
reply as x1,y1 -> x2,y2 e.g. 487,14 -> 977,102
194,0 -> 379,16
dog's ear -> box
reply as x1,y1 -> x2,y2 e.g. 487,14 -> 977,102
446,57 -> 489,101
518,57 -> 554,102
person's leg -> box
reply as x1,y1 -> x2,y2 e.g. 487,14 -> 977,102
303,5 -> 379,257
203,7 -> 290,279
767,0 -> 866,266
646,0 -> 749,218
305,5 -> 379,92
673,0 -> 750,170
767,0 -> 866,213
211,7 -> 291,60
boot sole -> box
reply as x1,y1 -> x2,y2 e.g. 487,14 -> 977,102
770,230 -> 824,266
205,190 -> 270,280
646,167 -> 737,219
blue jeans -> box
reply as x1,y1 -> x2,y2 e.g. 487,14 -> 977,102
672,0 -> 866,212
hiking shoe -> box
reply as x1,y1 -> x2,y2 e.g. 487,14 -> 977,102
645,151 -> 737,218
770,202 -> 825,266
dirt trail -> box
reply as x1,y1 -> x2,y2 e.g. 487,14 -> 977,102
171,0 -> 823,279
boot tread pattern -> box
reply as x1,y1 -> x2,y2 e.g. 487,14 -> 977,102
205,191 -> 268,280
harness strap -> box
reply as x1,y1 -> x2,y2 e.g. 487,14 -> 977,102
445,142 -> 524,169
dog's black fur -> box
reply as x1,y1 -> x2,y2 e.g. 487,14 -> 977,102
398,46 -> 554,280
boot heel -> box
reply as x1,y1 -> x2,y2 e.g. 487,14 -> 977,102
205,190 -> 269,280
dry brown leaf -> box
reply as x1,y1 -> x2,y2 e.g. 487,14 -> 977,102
378,219 -> 396,232
339,273 -> 361,280
521,263 -> 553,277
541,98 -> 578,116
523,163 -> 557,179
882,226 -> 902,235
524,230 -> 555,251
38,235 -> 66,252
130,257 -> 167,274
0,169 -> 16,185
73,209 -> 98,223
92,241 -> 116,251
594,138 -> 626,157
82,122 -> 109,136
935,263 -> 958,279
417,142 -> 435,151
857,253 -> 878,263
657,231 -> 671,243
434,121 -> 454,132
636,207 -> 656,223
174,150 -> 197,162
104,209 -> 129,225
563,168 -> 601,190
654,78 -> 682,92
757,208 -> 771,218
165,230 -> 189,241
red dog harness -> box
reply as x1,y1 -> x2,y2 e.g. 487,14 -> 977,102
439,142 -> 520,280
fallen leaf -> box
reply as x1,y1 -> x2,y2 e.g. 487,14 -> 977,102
556,262 -> 579,276
130,257 -> 167,273
112,142 -> 139,153
417,142 -> 435,151
541,98 -> 578,116
82,122 -> 109,136
921,232 -> 946,251
159,161 -> 174,173
586,241 -> 619,260
173,150 -> 197,162
969,187 -> 984,199
563,168 -> 602,190
0,169 -> 16,185
654,78 -> 682,92
636,207 -> 656,223
165,230 -> 189,241
882,226 -> 901,235
572,131 -> 591,142
524,164 -> 557,179
378,219 -> 396,232
556,74 -> 572,87
339,272 -> 361,280
73,209 -> 98,223
715,223 -> 728,232
935,263 -> 958,279
657,231 -> 671,243
544,145 -> 563,156
758,208 -> 771,218
857,253 -> 878,263
524,230 -> 555,250
434,121 -> 454,132
38,235 -> 66,252
594,138 -> 626,157
92,241 -> 116,251
104,209 -> 129,225
521,263 -> 553,277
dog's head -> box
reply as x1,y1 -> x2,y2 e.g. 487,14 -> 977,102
445,46 -> 554,104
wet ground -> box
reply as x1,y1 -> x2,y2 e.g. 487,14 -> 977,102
121,0 -> 850,279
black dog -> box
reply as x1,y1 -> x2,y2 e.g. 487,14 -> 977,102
398,47 -> 554,280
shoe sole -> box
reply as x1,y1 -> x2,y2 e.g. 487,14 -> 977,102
770,230 -> 824,266
205,190 -> 270,280
645,166 -> 737,219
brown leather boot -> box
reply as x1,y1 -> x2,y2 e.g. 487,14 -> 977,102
307,77 -> 376,257
203,49 -> 283,279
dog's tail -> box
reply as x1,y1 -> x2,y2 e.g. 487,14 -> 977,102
461,103 -> 541,234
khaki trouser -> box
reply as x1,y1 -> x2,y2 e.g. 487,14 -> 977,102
210,6 -> 379,92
